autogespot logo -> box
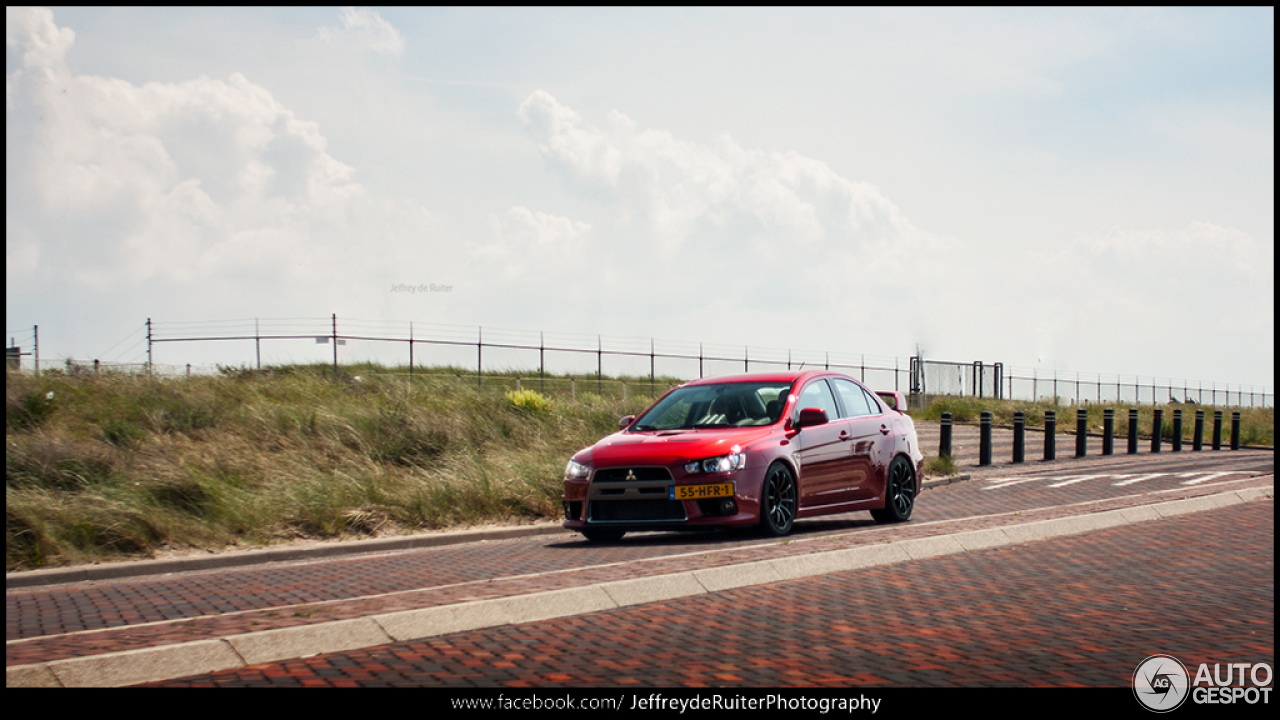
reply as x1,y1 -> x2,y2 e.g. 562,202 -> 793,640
1134,655 -> 1191,712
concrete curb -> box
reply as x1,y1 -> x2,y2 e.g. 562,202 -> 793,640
922,473 -> 972,489
6,522 -> 571,590
8,484 -> 1271,688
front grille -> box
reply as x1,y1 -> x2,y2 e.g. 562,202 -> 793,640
589,499 -> 687,523
593,467 -> 673,483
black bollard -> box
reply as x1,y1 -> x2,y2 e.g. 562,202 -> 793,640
1231,411 -> 1241,450
1128,409 -> 1139,454
1103,408 -> 1114,455
1044,410 -> 1056,461
1193,409 -> 1204,451
940,412 -> 953,458
1076,408 -> 1087,457
979,411 -> 992,466
1172,409 -> 1182,452
1213,410 -> 1223,450
1151,409 -> 1162,453
1013,411 -> 1025,463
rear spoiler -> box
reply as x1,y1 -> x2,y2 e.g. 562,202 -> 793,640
876,391 -> 907,413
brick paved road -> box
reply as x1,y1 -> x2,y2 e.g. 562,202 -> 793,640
7,452 -> 1270,648
145,499 -> 1273,687
6,442 -> 1272,687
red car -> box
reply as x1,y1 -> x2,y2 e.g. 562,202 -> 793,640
562,370 -> 924,542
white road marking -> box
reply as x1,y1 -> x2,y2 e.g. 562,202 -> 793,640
982,477 -> 1058,491
1112,473 -> 1168,486
1180,472 -> 1240,485
1046,475 -> 1108,488
979,470 -> 1258,491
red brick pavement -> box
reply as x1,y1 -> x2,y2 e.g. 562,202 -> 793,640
144,499 -> 1274,687
7,446 -> 1272,669
8,446 -> 1270,644
7,470 -> 1270,670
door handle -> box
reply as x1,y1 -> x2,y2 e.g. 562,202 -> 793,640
880,425 -> 890,435
839,431 -> 851,441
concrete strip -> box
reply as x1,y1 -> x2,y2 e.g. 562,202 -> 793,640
1089,510 -> 1131,531
1000,518 -> 1080,544
1204,492 -> 1243,509
952,528 -> 1014,552
49,639 -> 243,688
6,663 -> 63,688
602,574 -> 708,607
1151,496 -> 1220,518
900,535 -> 967,560
1235,486 -> 1274,503
771,544 -> 912,581
373,586 -> 616,642
1119,505 -> 1162,523
693,559 -> 783,592
225,618 -> 393,667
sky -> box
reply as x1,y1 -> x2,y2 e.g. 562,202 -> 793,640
6,7 -> 1274,394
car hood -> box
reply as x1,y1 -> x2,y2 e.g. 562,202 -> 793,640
578,427 -> 778,468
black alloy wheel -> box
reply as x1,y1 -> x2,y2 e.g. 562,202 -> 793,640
871,455 -> 916,524
759,461 -> 797,536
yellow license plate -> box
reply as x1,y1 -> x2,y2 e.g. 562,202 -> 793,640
672,483 -> 735,501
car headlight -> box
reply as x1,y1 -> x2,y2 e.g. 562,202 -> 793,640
564,459 -> 591,480
684,450 -> 747,475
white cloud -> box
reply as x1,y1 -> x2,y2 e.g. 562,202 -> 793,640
517,89 -> 935,261
491,206 -> 590,247
5,6 -> 435,303
317,7 -> 405,58
511,89 -> 969,353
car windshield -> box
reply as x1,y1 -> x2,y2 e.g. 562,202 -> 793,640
632,381 -> 794,430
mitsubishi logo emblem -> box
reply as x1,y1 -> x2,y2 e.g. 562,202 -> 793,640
625,469 -> 637,481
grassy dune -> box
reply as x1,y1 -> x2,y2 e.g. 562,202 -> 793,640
6,365 -> 1272,570
6,365 -> 661,570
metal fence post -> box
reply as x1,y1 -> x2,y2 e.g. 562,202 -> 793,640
979,411 -> 992,466
1013,411 -> 1025,463
1075,408 -> 1087,457
1044,410 -> 1056,461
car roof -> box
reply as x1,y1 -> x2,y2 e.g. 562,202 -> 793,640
681,369 -> 846,386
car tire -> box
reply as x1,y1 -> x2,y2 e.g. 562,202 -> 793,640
871,455 -> 916,524
580,527 -> 626,543
759,461 -> 797,536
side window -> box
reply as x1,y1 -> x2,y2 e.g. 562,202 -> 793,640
861,386 -> 884,415
797,379 -> 840,421
831,378 -> 872,418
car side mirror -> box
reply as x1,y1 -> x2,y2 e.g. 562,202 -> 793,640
618,414 -> 636,429
796,407 -> 829,428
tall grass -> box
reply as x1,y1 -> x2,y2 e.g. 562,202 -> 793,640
7,367 -> 1270,570
6,365 -> 666,570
